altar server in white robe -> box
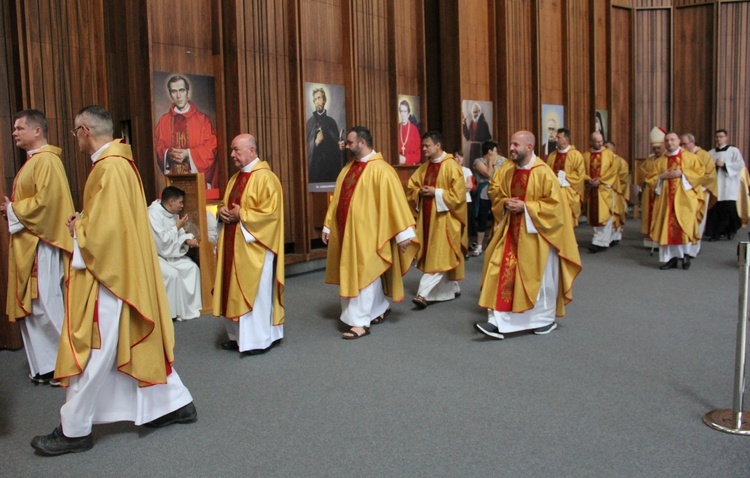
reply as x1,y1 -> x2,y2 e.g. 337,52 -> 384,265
148,186 -> 203,321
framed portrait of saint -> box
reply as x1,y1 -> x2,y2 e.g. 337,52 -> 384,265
152,72 -> 218,197
541,104 -> 564,160
305,82 -> 346,192
396,95 -> 422,165
461,100 -> 493,165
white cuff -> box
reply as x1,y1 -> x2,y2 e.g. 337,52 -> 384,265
395,227 -> 416,243
557,170 -> 570,187
240,221 -> 257,243
434,189 -> 449,212
7,203 -> 24,234
72,236 -> 86,270
655,179 -> 663,195
524,205 -> 538,234
322,226 -> 330,235
681,175 -> 693,191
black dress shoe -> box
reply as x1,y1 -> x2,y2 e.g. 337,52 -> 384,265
682,256 -> 691,270
588,244 -> 603,253
31,426 -> 93,456
221,340 -> 239,351
660,258 -> 678,270
144,402 -> 197,428
242,339 -> 281,356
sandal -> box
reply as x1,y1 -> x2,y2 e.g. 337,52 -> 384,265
412,295 -> 428,309
342,326 -> 370,340
370,308 -> 391,325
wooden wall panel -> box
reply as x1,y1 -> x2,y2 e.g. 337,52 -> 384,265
593,0 -> 608,110
566,0 -> 592,149
16,0 -> 108,210
610,5 -> 633,163
538,0 -> 564,106
634,7 -> 670,157
231,0 -> 297,245
716,1 -> 750,157
459,0 -> 491,101
0,0 -> 20,348
673,4 -> 713,149
394,1 -> 422,96
500,0 -> 535,147
350,0 -> 392,154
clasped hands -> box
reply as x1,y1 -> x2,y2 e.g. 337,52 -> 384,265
0,195 -> 10,220
219,204 -> 241,223
660,168 -> 683,180
505,197 -> 525,214
419,186 -> 436,197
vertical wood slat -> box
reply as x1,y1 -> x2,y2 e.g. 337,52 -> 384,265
672,4 -> 713,149
610,5 -> 633,164
567,0 -> 592,150
716,1 -> 750,158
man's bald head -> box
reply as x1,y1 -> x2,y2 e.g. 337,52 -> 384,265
230,133 -> 259,169
509,130 -> 536,166
590,131 -> 604,151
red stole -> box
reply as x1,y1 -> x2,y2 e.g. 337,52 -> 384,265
552,151 -> 567,174
421,161 -> 443,254
588,152 -> 602,226
495,168 -> 531,311
336,160 -> 369,241
169,114 -> 191,174
220,172 -> 252,314
666,152 -> 684,244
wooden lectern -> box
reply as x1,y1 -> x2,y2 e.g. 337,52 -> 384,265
165,173 -> 216,314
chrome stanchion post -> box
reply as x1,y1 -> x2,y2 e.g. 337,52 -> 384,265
703,241 -> 750,435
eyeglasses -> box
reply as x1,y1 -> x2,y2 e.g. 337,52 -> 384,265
70,124 -> 88,137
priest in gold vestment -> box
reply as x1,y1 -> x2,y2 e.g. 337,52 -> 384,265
213,134 -> 285,355
322,126 -> 418,339
647,132 -> 705,270
2,109 -> 74,386
584,132 -> 619,253
474,131 -> 581,340
546,128 -> 586,227
32,106 -> 195,456
680,133 -> 717,257
640,127 -> 667,248
407,131 -> 467,309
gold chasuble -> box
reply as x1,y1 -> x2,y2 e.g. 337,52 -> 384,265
56,141 -> 175,388
695,147 -> 718,200
614,155 -> 630,229
406,155 -> 468,278
324,153 -> 419,300
546,147 -> 586,225
584,148 -> 619,227
479,158 -> 581,316
213,161 -> 285,325
7,145 -> 74,320
646,150 -> 704,246
639,155 -> 659,235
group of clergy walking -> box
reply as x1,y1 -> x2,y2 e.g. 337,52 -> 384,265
3,105 -> 746,456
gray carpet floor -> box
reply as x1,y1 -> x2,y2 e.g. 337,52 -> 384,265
2,222 -> 750,477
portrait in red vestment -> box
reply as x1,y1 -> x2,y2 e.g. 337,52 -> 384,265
153,72 -> 219,195
396,95 -> 422,166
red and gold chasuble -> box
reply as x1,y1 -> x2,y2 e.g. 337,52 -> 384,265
588,152 -> 602,226
220,172 -> 252,313
495,168 -> 531,311
169,114 -> 191,174
552,152 -> 567,175
666,153 -> 684,244
336,160 -> 368,240
420,161 -> 443,254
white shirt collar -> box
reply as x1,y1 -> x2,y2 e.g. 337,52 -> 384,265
591,148 -> 603,153
91,141 -> 114,163
516,154 -> 537,170
429,151 -> 447,164
667,149 -> 680,157
173,103 -> 191,114
690,146 -> 698,153
358,151 -> 376,163
241,157 -> 261,172
557,145 -> 571,153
